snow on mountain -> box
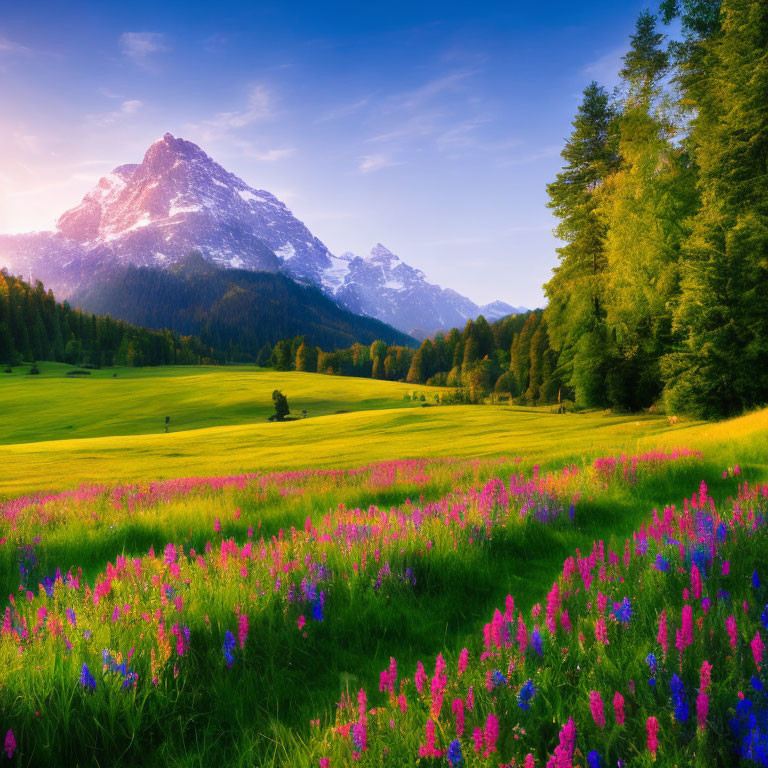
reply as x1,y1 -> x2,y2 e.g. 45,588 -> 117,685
0,133 -> 524,334
325,243 -> 526,333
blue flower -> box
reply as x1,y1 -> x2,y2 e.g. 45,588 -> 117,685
587,750 -> 602,768
447,739 -> 464,767
531,626 -> 543,655
518,679 -> 536,710
223,630 -> 236,667
761,606 -> 768,633
79,662 -> 96,690
312,596 -> 324,622
646,653 -> 657,673
670,674 -> 688,723
752,676 -> 765,693
755,571 -> 762,590
654,554 -> 670,572
716,522 -> 728,542
491,670 -> 507,688
612,597 -> 632,624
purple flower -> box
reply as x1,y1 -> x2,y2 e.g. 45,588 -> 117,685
79,662 -> 96,690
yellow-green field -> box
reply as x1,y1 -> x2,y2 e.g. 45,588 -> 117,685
2,363 -> 766,498
0,362 -> 444,445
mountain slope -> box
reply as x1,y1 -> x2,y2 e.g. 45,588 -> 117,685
0,133 -> 524,333
70,255 -> 415,354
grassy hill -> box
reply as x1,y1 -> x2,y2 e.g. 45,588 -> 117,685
1,362 -> 766,499
0,362 -> 443,446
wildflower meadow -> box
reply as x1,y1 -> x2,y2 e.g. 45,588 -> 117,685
0,445 -> 765,767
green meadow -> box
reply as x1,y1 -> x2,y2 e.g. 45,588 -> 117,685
0,362 -> 702,497
2,364 -> 768,767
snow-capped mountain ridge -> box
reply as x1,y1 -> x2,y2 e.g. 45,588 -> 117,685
0,133 -> 524,333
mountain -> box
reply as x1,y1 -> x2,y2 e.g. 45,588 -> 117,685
0,133 -> 523,334
324,243 -> 528,332
69,254 -> 416,356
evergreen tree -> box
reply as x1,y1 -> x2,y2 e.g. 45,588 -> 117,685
662,0 -> 768,417
295,343 -> 318,372
544,82 -> 619,407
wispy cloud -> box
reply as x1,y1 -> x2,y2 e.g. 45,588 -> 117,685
357,154 -> 402,174
582,45 -> 627,89
205,84 -> 277,130
85,99 -> 143,128
119,32 -> 170,65
316,97 -> 371,123
0,34 -> 31,55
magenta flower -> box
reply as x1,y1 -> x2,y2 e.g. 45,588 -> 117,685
452,697 -> 465,736
726,615 -> 738,648
691,564 -> 702,600
752,631 -> 765,668
237,613 -> 249,649
319,759 -> 330,768
595,617 -> 609,645
658,610 -> 668,657
700,660 -> 713,692
517,613 -> 528,655
589,690 -> 605,728
417,719 -> 444,758
646,716 -> 659,755
613,691 -> 625,725
696,692 -> 709,730
4,730 -> 16,759
458,647 -> 468,675
472,727 -> 483,755
214,518 -> 221,533
415,661 -> 427,694
524,754 -> 535,768
483,713 -> 499,756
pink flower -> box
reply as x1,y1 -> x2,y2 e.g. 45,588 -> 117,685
4,730 -> 15,759
726,615 -> 738,648
691,565 -> 702,600
723,560 -> 730,576
595,617 -> 609,645
560,610 -> 571,633
646,716 -> 659,755
237,613 -> 249,649
483,713 -> 499,756
417,719 -> 444,758
415,661 -> 427,694
700,660 -> 713,692
524,754 -> 535,768
613,691 -> 625,725
466,685 -> 474,710
697,692 -> 709,730
298,615 -> 306,630
397,693 -> 407,712
319,760 -> 330,768
589,690 -> 605,729
214,518 -> 221,533
657,610 -> 668,657
472,727 -> 483,755
458,647 -> 469,675
597,592 -> 607,614
452,697 -> 465,736
517,613 -> 528,655
505,594 -> 515,621
752,632 -> 765,668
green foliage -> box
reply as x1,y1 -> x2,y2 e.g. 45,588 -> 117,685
271,389 -> 290,420
543,1 -> 767,419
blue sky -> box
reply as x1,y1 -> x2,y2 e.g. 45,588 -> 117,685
0,0 -> 654,306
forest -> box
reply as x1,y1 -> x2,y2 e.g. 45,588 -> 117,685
0,270 -> 216,368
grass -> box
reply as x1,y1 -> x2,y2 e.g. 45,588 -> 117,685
0,363 -> 703,497
2,365 -> 767,766
0,362 -> 444,446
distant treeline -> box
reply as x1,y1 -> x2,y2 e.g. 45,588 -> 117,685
0,271 -> 217,367
264,311 -> 562,405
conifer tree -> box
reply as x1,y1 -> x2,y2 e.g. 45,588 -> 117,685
544,82 -> 619,407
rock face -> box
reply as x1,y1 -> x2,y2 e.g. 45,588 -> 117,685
0,133 -> 525,333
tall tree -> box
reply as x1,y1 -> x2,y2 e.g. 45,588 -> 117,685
544,82 -> 619,407
662,0 -> 768,417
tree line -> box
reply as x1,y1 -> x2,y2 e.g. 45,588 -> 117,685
262,311 -> 562,405
0,270 -> 218,368
543,0 -> 767,419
